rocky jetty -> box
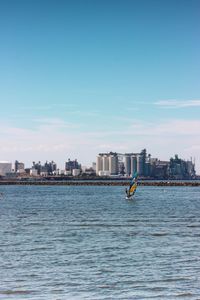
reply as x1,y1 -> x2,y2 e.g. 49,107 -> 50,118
0,180 -> 200,186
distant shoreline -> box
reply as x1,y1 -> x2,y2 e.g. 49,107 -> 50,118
0,180 -> 200,186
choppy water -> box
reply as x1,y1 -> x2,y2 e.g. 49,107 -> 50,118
0,185 -> 200,300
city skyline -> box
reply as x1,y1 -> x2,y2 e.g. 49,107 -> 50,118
0,149 -> 196,180
0,0 -> 200,172
0,149 -> 196,175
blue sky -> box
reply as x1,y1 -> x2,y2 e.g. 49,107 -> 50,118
0,0 -> 200,172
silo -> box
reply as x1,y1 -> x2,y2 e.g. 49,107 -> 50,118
137,155 -> 143,176
102,155 -> 109,171
109,155 -> 118,175
131,155 -> 137,175
124,155 -> 131,176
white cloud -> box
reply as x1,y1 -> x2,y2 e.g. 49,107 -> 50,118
154,99 -> 200,108
85,119 -> 200,137
20,104 -> 100,118
148,119 -> 200,135
33,117 -> 80,129
20,103 -> 79,111
66,110 -> 100,117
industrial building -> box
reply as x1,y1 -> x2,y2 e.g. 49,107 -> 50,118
96,152 -> 118,176
96,150 -> 196,179
0,161 -> 12,176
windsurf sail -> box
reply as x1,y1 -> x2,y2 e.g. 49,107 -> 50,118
126,172 -> 138,198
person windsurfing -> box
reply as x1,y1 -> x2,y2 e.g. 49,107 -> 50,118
125,172 -> 138,199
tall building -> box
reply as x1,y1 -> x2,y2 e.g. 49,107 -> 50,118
0,161 -> 12,176
92,162 -> 96,172
31,161 -> 57,176
65,159 -> 81,175
169,155 -> 196,179
96,155 -> 103,175
32,161 -> 41,175
44,161 -> 57,174
15,160 -> 25,173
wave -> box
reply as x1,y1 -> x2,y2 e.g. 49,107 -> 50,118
0,290 -> 34,295
151,232 -> 168,236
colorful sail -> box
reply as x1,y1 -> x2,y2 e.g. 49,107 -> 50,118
126,172 -> 138,198
129,182 -> 137,194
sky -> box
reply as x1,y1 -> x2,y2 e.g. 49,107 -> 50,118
0,0 -> 200,172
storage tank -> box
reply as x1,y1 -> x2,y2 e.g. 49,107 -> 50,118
137,155 -> 143,176
124,155 -> 131,176
131,155 -> 137,175
102,155 -> 109,171
109,155 -> 118,175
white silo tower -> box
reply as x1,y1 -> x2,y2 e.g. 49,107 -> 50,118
124,155 -> 131,176
131,155 -> 137,175
102,155 -> 109,172
109,155 -> 118,175
137,155 -> 143,176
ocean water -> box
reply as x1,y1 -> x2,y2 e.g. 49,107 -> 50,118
0,185 -> 200,300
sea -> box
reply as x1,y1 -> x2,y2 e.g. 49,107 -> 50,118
0,185 -> 200,300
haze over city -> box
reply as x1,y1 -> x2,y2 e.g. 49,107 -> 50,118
0,0 -> 200,173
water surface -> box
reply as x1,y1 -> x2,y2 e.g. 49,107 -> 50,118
0,185 -> 200,299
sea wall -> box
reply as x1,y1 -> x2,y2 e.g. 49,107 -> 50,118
0,180 -> 200,186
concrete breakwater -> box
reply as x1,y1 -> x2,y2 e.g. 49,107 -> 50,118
0,180 -> 200,186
